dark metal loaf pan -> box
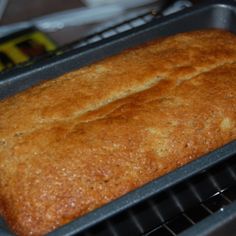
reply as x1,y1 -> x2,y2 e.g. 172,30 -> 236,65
0,0 -> 236,235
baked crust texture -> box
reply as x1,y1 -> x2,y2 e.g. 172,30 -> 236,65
0,29 -> 235,235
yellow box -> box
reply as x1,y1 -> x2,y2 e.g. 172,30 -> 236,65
0,28 -> 57,71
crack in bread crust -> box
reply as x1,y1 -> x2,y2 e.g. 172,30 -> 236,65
2,60 -> 236,144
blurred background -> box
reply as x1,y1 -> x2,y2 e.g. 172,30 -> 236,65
0,0 -> 194,71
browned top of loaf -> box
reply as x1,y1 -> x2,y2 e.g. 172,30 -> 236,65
0,29 -> 236,236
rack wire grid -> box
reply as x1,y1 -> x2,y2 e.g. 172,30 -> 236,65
60,0 -> 193,51
62,10 -> 159,51
77,152 -> 236,236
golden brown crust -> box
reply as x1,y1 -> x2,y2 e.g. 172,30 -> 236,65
0,29 -> 236,236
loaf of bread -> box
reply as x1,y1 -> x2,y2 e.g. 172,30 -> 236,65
0,29 -> 235,236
